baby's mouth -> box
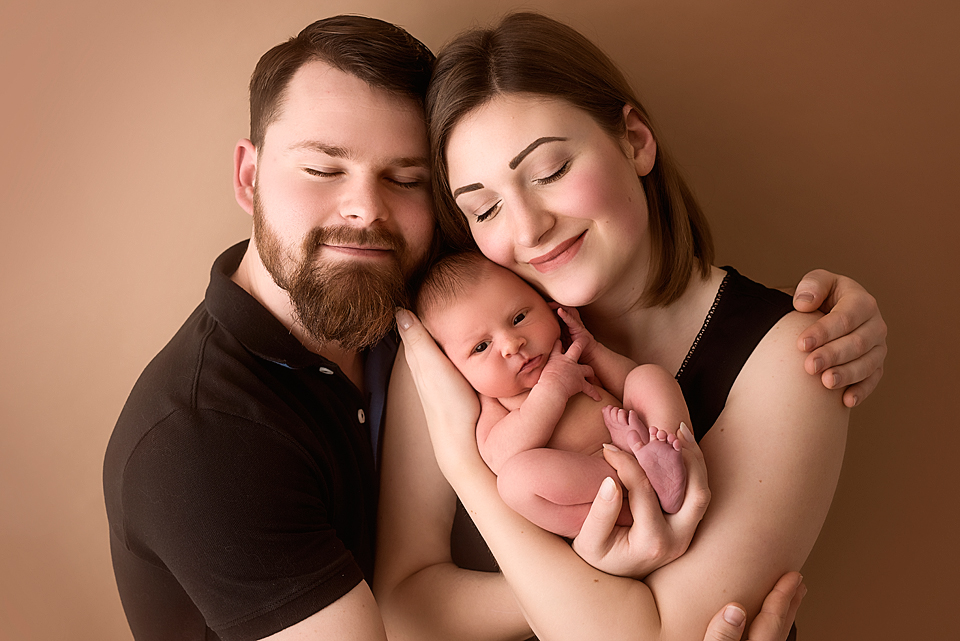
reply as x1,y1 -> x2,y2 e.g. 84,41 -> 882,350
519,354 -> 542,374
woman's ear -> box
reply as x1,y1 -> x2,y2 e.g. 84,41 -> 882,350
622,104 -> 657,177
233,139 -> 258,216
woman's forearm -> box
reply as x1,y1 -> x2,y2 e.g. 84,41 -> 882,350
378,561 -> 529,641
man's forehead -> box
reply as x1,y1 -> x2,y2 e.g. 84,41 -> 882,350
261,59 -> 428,154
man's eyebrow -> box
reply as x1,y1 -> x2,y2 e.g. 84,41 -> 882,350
289,141 -> 349,157
288,141 -> 429,171
509,137 -> 567,169
453,183 -> 484,198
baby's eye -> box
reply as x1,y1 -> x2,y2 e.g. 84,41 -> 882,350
473,341 -> 490,354
513,312 -> 526,325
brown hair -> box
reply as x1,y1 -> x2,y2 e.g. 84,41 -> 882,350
427,12 -> 713,306
248,15 -> 434,148
415,250 -> 494,322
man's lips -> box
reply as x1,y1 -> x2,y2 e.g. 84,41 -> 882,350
321,244 -> 394,258
527,232 -> 585,273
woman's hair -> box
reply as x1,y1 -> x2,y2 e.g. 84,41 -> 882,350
427,12 -> 714,307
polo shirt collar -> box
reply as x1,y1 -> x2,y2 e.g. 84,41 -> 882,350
204,240 -> 332,370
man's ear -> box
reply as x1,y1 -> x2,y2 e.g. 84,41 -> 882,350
622,104 -> 657,177
234,139 -> 258,216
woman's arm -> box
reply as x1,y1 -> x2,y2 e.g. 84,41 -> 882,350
394,308 -> 847,641
373,345 -> 531,641
792,269 -> 887,407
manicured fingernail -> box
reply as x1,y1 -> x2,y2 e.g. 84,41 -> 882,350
602,443 -> 620,452
679,422 -> 693,441
795,292 -> 814,304
802,337 -> 816,351
395,309 -> 412,330
813,357 -> 824,374
723,605 -> 746,626
599,476 -> 617,500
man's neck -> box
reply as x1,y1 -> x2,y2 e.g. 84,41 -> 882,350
230,241 -> 365,390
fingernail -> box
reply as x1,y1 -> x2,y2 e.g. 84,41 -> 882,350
813,357 -> 824,374
602,443 -> 620,452
679,422 -> 693,441
830,373 -> 841,388
599,476 -> 616,500
395,308 -> 412,330
795,292 -> 814,304
850,395 -> 859,407
802,337 -> 816,352
798,583 -> 808,599
723,605 -> 746,626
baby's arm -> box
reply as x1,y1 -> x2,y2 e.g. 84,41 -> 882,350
557,306 -> 637,399
477,339 -> 600,474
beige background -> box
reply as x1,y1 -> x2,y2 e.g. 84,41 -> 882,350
1,0 -> 957,638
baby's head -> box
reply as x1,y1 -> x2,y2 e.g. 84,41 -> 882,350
417,252 -> 561,399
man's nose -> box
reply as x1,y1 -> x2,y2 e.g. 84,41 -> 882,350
341,180 -> 388,224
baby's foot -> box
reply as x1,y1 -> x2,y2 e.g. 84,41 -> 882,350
602,406 -> 646,452
604,408 -> 686,514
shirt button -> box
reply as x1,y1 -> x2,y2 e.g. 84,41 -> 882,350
357,409 -> 366,424
318,367 -> 334,375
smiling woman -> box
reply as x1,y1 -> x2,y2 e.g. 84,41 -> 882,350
374,12 -> 863,641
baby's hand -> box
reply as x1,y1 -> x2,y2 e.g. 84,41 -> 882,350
556,306 -> 599,363
539,338 -> 602,402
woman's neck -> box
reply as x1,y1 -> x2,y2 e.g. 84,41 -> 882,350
581,265 -> 725,374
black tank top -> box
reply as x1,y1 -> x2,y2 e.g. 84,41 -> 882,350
449,267 -> 796,636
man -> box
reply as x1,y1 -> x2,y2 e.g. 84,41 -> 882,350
103,15 -> 814,641
104,16 -> 434,640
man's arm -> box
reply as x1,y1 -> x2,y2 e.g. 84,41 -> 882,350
791,269 -> 887,407
261,583 -> 386,641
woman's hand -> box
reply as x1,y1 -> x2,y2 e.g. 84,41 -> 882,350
792,269 -> 887,407
572,423 -> 710,578
395,309 -> 483,477
703,572 -> 806,641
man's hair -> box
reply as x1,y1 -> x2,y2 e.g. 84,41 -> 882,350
249,15 -> 435,148
427,12 -> 714,307
415,250 -> 493,322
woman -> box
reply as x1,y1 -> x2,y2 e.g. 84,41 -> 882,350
375,13 -> 882,640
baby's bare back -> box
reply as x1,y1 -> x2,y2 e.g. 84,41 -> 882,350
545,386 -> 621,456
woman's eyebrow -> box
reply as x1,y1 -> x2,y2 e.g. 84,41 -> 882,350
454,183 -> 484,198
509,137 -> 567,169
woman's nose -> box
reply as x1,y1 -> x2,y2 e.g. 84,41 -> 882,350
511,198 -> 554,248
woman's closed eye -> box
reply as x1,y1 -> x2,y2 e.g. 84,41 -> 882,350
475,200 -> 502,223
533,160 -> 570,185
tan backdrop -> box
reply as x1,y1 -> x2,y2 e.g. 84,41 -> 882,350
2,0 -> 957,638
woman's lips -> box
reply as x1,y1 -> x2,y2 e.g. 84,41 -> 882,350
528,232 -> 585,274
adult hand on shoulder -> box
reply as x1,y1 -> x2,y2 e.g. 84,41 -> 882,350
572,423 -> 710,578
792,269 -> 887,407
703,572 -> 806,641
395,309 -> 482,475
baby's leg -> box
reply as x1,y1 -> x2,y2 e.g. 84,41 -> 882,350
497,449 -> 631,539
605,364 -> 692,514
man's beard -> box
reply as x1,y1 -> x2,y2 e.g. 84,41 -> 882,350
253,192 -> 422,351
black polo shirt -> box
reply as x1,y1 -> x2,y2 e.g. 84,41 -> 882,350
104,241 -> 394,641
